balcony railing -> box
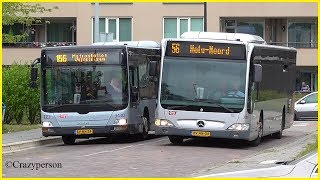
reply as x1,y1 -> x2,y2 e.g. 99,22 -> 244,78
2,41 -> 318,49
2,42 -> 77,48
268,41 -> 318,48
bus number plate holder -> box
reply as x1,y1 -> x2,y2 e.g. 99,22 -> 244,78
75,129 -> 93,135
191,131 -> 211,137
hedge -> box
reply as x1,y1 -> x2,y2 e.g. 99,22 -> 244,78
2,63 -> 40,124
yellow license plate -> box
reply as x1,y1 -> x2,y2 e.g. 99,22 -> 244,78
75,129 -> 93,135
191,131 -> 211,137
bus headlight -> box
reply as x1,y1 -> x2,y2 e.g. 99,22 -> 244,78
115,119 -> 128,125
155,119 -> 174,127
227,123 -> 250,131
42,121 -> 53,127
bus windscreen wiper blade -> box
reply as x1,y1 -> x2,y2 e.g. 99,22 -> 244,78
200,100 -> 234,113
45,104 -> 69,111
45,102 -> 118,111
166,105 -> 194,110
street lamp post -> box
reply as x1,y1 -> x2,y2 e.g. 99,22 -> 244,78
94,3 -> 100,43
204,2 -> 207,32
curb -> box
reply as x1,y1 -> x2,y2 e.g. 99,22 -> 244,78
3,137 -> 62,154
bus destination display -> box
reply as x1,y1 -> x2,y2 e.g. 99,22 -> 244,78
46,50 -> 123,65
166,41 -> 246,60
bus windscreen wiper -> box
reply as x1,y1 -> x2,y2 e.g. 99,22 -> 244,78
200,100 -> 234,113
166,105 -> 195,110
45,104 -> 71,111
45,102 -> 118,111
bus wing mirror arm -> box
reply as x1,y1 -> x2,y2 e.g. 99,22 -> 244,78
30,58 -> 40,89
131,86 -> 139,103
253,64 -> 262,83
149,61 -> 157,77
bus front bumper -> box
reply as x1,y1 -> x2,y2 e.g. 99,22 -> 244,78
42,124 -> 141,137
155,126 -> 251,140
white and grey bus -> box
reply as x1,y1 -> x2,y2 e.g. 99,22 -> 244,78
150,32 -> 297,146
30,41 -> 160,145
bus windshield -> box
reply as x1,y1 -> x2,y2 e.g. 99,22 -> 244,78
42,65 -> 128,112
160,57 -> 247,113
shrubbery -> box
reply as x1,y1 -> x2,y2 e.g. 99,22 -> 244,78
3,63 -> 40,124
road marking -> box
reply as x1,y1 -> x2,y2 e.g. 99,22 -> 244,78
259,160 -> 278,164
293,123 -> 308,127
81,138 -> 166,157
82,145 -> 133,157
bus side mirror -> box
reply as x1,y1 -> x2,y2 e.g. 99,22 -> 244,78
149,61 -> 157,76
299,100 -> 306,104
30,67 -> 38,88
253,64 -> 262,83
131,86 -> 139,103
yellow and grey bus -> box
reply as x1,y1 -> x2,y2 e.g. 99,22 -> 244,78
30,41 -> 160,145
150,32 -> 297,146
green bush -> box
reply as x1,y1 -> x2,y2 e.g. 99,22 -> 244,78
253,90 -> 287,102
2,63 -> 40,124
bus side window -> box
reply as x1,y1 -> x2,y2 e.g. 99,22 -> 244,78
129,66 -> 139,88
247,63 -> 254,114
138,55 -> 149,88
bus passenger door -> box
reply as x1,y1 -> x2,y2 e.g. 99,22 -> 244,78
129,66 -> 143,132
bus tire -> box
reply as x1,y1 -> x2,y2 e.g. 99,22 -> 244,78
249,116 -> 263,147
273,128 -> 283,139
62,136 -> 76,145
168,136 -> 183,144
139,114 -> 149,140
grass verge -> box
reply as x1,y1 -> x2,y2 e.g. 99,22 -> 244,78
295,136 -> 318,158
2,124 -> 41,134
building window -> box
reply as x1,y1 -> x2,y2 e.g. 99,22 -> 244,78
163,17 -> 204,38
92,17 -> 132,42
3,20 -> 76,48
222,19 -> 264,38
288,21 -> 317,48
47,23 -> 73,42
3,24 -> 36,43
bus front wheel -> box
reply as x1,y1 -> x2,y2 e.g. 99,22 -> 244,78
62,136 -> 76,145
273,111 -> 285,139
248,120 -> 263,147
168,136 -> 184,144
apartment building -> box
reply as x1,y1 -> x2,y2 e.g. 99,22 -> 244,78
2,2 -> 317,91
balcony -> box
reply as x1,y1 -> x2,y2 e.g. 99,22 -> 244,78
268,41 -> 318,49
3,41 -> 77,48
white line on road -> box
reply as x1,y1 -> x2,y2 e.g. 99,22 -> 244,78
293,123 -> 308,127
259,160 -> 278,164
81,138 -> 167,157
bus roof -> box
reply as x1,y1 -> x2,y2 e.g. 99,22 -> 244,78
92,41 -> 160,48
42,41 -> 160,51
42,45 -> 127,51
181,31 -> 266,44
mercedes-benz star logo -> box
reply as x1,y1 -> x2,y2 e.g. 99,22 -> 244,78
197,120 -> 205,128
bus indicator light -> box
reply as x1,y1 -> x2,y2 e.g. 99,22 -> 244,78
168,111 -> 177,115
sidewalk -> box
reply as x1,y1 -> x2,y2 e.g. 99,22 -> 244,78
2,128 -> 61,153
3,128 -> 44,144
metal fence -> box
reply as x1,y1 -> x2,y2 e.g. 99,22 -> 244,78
3,42 -> 77,48
268,42 -> 318,48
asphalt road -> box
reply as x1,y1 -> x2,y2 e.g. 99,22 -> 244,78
3,121 -> 317,177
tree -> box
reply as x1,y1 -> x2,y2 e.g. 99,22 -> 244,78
2,2 -> 57,43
